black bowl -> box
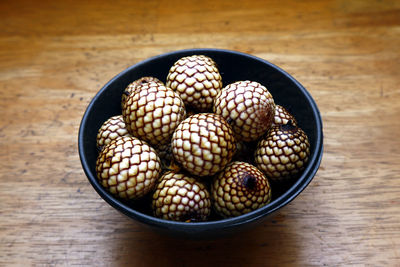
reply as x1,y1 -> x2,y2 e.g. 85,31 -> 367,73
78,48 -> 323,239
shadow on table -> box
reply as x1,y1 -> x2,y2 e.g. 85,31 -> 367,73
112,211 -> 301,266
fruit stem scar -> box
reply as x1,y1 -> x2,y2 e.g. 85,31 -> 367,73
255,105 -> 274,128
242,173 -> 257,190
281,120 -> 297,131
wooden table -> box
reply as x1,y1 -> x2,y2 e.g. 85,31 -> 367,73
1,0 -> 399,265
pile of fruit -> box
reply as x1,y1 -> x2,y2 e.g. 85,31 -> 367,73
95,55 -> 310,222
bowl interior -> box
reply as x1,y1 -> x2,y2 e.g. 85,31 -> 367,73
79,48 -> 323,238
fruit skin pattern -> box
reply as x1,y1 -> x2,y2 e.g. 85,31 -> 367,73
122,82 -> 186,148
212,161 -> 271,218
255,123 -> 310,182
272,104 -> 297,127
152,172 -> 211,222
171,113 -> 236,177
213,80 -> 275,142
96,136 -> 161,200
96,115 -> 131,149
166,55 -> 223,112
94,54 -> 313,222
121,77 -> 163,110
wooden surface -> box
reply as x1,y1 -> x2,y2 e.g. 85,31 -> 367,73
1,0 -> 400,266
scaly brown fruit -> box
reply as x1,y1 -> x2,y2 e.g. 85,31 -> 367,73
212,161 -> 271,218
213,80 -> 275,142
96,115 -> 131,149
171,113 -> 236,177
152,171 -> 211,222
166,55 -> 222,112
122,82 -> 186,148
96,136 -> 161,200
121,77 -> 163,110
255,122 -> 310,182
272,105 -> 297,127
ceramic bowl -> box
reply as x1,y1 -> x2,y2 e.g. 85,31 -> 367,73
78,48 -> 323,238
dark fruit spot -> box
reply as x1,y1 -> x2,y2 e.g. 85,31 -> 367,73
281,120 -> 297,132
256,105 -> 274,127
242,173 -> 257,190
181,211 -> 200,222
226,117 -> 234,124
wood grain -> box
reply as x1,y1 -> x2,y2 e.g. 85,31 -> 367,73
1,0 -> 400,265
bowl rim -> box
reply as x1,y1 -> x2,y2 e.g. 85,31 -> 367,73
78,48 -> 323,232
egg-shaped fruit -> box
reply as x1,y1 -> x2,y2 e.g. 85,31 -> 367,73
152,171 -> 211,222
122,82 -> 186,148
166,55 -> 222,112
96,136 -> 161,200
213,80 -> 275,142
255,122 -> 310,182
171,113 -> 236,177
212,161 -> 271,218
